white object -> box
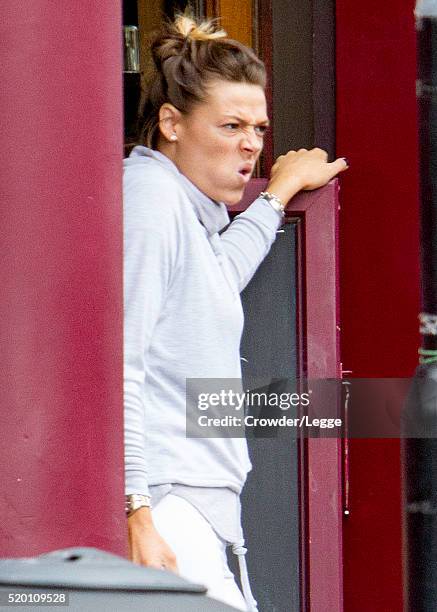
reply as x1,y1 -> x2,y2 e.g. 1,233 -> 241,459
152,494 -> 252,611
415,0 -> 437,18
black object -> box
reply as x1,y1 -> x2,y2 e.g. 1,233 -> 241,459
402,3 -> 437,611
0,547 -> 238,611
236,222 -> 301,612
122,2 -> 140,147
124,72 -> 141,145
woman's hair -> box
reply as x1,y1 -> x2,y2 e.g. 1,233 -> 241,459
139,13 -> 266,148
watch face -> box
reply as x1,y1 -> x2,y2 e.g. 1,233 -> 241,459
132,500 -> 150,510
261,192 -> 283,210
126,494 -> 151,515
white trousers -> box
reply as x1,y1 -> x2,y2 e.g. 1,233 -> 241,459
152,493 -> 247,611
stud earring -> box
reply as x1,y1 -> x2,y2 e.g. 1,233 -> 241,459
170,134 -> 177,141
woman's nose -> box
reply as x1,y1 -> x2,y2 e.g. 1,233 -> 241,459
240,128 -> 262,153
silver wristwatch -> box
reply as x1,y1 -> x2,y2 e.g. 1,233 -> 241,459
259,191 -> 286,217
125,493 -> 152,517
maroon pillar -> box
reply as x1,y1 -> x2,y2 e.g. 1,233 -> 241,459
337,1 -> 420,609
0,3 -> 125,556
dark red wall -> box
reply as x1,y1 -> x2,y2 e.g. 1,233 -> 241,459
336,1 -> 420,610
0,3 -> 126,557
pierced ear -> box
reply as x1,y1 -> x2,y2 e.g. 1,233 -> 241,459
158,103 -> 182,142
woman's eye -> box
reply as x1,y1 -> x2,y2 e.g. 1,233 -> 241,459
221,123 -> 268,136
255,125 -> 268,136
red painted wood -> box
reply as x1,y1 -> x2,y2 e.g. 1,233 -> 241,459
297,182 -> 343,612
237,180 -> 343,611
336,1 -> 420,609
0,3 -> 125,557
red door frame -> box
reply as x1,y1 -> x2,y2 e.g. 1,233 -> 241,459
336,1 -> 420,610
236,178 -> 343,612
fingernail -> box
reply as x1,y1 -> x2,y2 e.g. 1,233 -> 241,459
343,157 -> 349,167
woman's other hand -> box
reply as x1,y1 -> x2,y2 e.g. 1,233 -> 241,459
266,148 -> 349,204
127,507 -> 179,572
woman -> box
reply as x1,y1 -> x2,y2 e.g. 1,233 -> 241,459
124,14 -> 347,611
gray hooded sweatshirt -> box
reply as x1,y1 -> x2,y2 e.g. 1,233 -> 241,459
124,146 -> 282,611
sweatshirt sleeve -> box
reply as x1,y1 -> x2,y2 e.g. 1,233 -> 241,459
123,170 -> 180,496
219,196 -> 283,292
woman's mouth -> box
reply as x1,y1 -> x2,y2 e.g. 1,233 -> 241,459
237,164 -> 253,182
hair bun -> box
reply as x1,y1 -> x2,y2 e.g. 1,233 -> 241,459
174,14 -> 227,41
151,14 -> 227,71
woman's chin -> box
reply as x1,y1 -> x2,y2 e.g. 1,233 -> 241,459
221,189 -> 245,206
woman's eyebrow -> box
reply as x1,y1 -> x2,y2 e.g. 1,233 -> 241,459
221,114 -> 270,126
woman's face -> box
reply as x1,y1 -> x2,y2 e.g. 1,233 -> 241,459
162,80 -> 269,205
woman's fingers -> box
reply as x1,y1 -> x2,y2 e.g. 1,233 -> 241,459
268,148 -> 349,200
163,552 -> 179,573
136,547 -> 179,573
271,154 -> 286,172
300,155 -> 348,190
316,148 -> 329,161
328,157 -> 349,176
128,516 -> 180,574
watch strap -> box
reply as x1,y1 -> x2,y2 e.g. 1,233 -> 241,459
259,191 -> 286,217
125,493 -> 152,516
